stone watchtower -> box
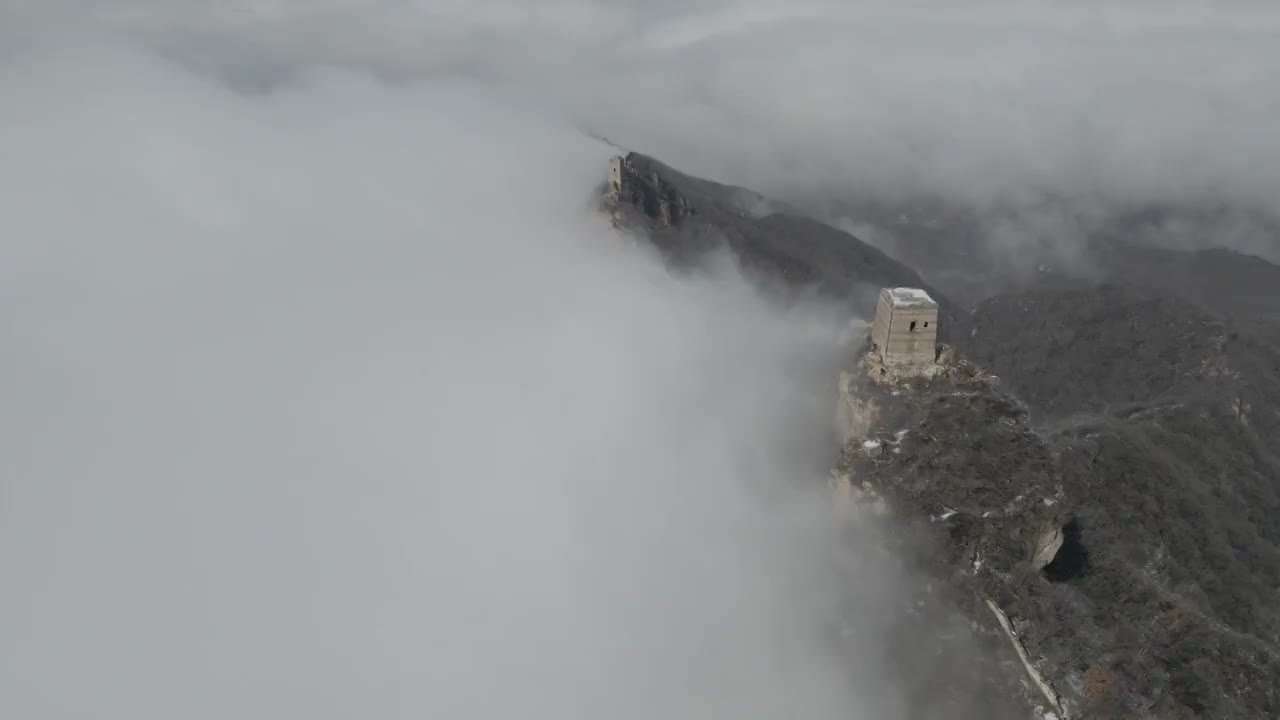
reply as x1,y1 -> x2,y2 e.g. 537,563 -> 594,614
607,156 -> 625,196
871,287 -> 939,367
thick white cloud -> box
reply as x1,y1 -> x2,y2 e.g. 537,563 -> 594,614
0,32 -> 907,720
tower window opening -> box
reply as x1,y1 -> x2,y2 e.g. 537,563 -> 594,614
909,321 -> 917,331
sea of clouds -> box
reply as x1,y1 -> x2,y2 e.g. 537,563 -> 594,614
2,2 -> 1277,718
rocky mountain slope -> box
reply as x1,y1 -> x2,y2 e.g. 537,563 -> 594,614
602,152 -> 1280,719
835,290 -> 1280,718
960,288 -> 1280,717
601,152 -> 968,339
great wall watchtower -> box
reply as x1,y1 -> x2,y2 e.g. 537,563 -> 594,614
871,287 -> 939,368
607,156 -> 625,197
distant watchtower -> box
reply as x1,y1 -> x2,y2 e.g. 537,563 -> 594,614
607,156 -> 625,196
871,287 -> 939,366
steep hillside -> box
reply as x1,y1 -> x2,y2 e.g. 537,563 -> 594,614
964,286 -> 1280,451
835,287 -> 1280,718
975,288 -> 1280,718
602,152 -> 967,338
1089,242 -> 1280,329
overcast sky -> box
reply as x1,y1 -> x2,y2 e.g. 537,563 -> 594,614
2,2 -> 1277,718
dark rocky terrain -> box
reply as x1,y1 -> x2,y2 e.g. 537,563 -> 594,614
603,152 -> 1280,719
602,152 -> 968,339
961,288 -> 1280,717
835,290 -> 1280,718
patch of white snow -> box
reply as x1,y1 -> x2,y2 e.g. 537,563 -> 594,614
886,287 -> 936,307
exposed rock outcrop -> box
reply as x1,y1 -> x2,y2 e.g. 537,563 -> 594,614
607,154 -> 692,228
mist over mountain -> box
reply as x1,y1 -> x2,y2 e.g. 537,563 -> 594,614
604,147 -> 1280,716
3,3 -> 1279,719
